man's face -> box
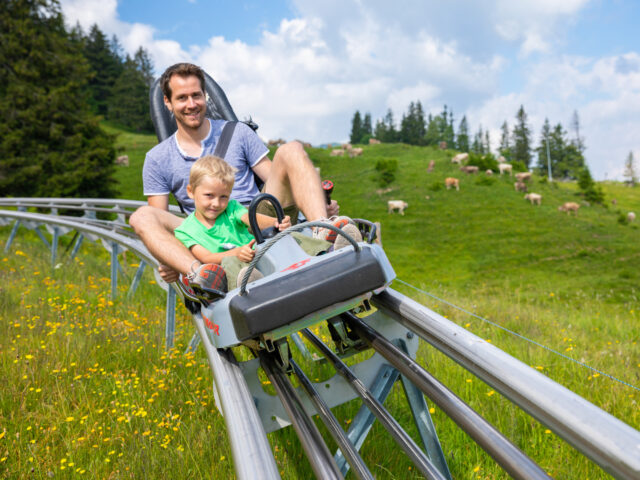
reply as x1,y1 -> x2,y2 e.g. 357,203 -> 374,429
164,74 -> 206,130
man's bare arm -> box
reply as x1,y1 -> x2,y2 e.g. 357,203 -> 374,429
251,156 -> 272,183
147,194 -> 170,210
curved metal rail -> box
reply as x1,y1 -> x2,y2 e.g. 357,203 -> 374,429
2,199 -> 639,480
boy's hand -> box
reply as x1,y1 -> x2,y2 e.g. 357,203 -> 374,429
235,239 -> 256,263
276,215 -> 291,231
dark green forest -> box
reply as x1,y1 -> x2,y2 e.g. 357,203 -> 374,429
0,0 -> 154,199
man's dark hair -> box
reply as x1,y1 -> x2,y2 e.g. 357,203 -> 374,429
160,63 -> 206,99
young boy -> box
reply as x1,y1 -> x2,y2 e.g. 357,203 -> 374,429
175,155 -> 292,293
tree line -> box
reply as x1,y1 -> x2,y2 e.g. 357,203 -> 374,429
73,23 -> 155,132
350,102 -> 596,180
0,0 -> 155,199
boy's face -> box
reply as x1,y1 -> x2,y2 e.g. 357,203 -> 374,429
187,175 -> 232,225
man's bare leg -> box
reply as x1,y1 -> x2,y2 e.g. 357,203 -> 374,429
129,206 -> 197,282
264,141 -> 336,220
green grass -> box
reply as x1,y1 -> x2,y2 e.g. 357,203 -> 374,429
102,121 -> 158,202
1,130 -> 638,478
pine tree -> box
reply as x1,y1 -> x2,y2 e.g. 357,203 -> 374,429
362,112 -> 373,141
0,0 -> 117,198
535,118 -> 552,175
83,24 -> 123,116
443,107 -> 455,149
108,52 -> 154,132
623,151 -> 638,186
511,105 -> 532,168
424,114 -> 440,146
484,130 -> 491,154
536,120 -> 585,179
350,111 -> 363,144
400,101 -> 426,145
499,121 -> 510,159
471,126 -> 484,154
373,118 -> 387,143
570,110 -> 585,153
374,109 -> 398,143
457,116 -> 470,152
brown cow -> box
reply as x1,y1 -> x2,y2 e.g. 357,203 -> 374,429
514,181 -> 527,192
427,160 -> 435,173
460,165 -> 479,174
451,153 -> 469,164
348,147 -> 363,158
558,202 -> 580,215
445,177 -> 460,191
524,193 -> 542,205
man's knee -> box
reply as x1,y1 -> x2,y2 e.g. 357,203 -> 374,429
129,206 -> 151,234
274,140 -> 308,166
129,205 -> 177,235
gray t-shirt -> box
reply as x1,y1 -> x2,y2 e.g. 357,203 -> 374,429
142,119 -> 269,213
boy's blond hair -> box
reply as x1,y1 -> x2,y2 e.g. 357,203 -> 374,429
189,155 -> 236,190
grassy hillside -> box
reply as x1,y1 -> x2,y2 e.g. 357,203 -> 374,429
1,128 -> 638,479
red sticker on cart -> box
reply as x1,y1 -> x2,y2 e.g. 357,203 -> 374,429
281,258 -> 311,272
203,314 -> 220,336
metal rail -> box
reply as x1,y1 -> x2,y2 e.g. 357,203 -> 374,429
290,359 -> 374,480
301,328 -> 447,480
259,351 -> 343,480
372,289 -> 640,479
346,313 -> 550,479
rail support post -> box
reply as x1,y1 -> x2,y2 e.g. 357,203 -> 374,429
185,333 -> 200,354
127,260 -> 147,298
165,287 -> 176,351
51,226 -> 60,267
110,241 -> 118,299
4,219 -> 22,253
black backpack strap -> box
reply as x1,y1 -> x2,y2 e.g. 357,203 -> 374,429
213,121 -> 238,159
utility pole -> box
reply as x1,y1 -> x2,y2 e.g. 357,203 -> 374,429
545,136 -> 553,182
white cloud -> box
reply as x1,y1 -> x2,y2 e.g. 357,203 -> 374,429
492,0 -> 591,56
59,0 -> 189,65
57,0 -> 638,179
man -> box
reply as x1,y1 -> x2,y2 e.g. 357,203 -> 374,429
130,63 -> 354,287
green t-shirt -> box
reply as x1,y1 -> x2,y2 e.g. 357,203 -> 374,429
175,199 -> 254,253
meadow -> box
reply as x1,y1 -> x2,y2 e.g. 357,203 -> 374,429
0,127 -> 638,479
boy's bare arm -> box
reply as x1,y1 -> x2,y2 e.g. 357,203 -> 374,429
241,213 -> 291,231
190,244 -> 227,265
190,241 -> 256,265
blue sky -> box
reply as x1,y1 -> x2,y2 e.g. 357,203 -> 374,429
60,0 -> 640,180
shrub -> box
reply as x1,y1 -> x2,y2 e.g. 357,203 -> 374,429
578,167 -> 605,205
617,212 -> 628,225
429,181 -> 443,191
510,160 -> 528,173
468,153 -> 498,172
375,158 -> 398,187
